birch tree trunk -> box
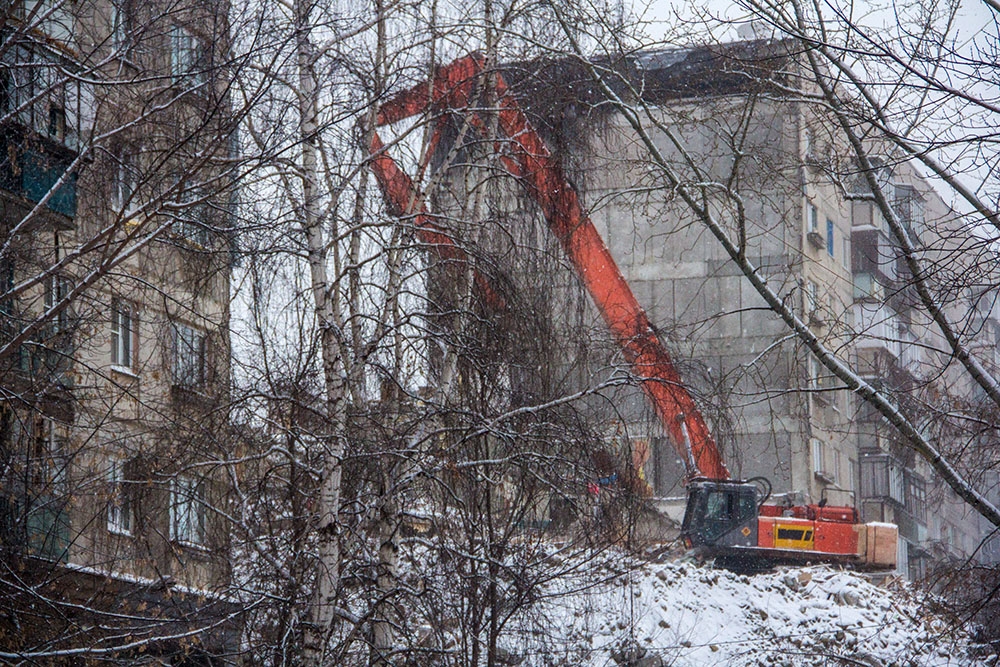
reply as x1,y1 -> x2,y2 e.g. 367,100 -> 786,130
295,0 -> 348,661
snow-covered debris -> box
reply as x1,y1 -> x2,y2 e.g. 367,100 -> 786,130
501,552 -> 977,666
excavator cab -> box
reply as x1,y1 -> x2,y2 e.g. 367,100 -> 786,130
681,478 -> 768,550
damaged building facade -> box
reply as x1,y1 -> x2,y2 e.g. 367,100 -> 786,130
542,42 -> 998,578
411,40 -> 1000,578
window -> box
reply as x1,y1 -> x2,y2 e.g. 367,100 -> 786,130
893,184 -> 924,229
170,25 -> 206,88
811,438 -> 824,474
112,0 -> 135,52
905,472 -> 927,523
171,476 -> 205,545
48,426 -> 67,494
111,301 -> 134,369
113,153 -> 138,212
705,491 -> 734,521
0,70 -> 10,116
31,417 -> 67,492
107,461 -> 133,535
44,273 -> 71,333
805,280 -> 818,313
889,463 -> 905,504
842,237 -> 850,269
826,219 -> 835,258
808,203 -> 818,233
178,202 -> 211,246
0,260 -> 13,316
172,323 -> 205,386
48,104 -> 65,141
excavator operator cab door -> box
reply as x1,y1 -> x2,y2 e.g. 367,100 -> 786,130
681,480 -> 759,549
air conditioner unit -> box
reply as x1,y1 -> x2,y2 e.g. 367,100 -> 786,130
123,215 -> 144,233
807,231 -> 825,249
815,372 -> 836,390
814,470 -> 836,485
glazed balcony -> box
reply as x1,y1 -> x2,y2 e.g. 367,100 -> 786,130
0,30 -> 93,219
0,490 -> 70,562
0,123 -> 77,218
852,302 -> 901,358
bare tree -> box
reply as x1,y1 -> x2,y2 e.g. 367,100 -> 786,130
227,0 -> 657,664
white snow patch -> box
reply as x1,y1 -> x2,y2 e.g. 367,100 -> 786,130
499,551 -> 979,666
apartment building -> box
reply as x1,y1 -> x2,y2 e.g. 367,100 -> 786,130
492,40 -> 999,578
0,1 -> 237,661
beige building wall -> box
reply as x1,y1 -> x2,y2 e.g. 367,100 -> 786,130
1,0 -> 236,657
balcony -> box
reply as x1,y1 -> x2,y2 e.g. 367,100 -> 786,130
851,227 -> 898,283
0,492 -> 70,562
0,124 -> 77,218
860,452 -> 928,543
0,31 -> 93,219
859,451 -> 906,505
852,302 -> 901,358
11,1 -> 75,46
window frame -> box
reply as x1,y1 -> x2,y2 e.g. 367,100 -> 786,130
170,475 -> 206,546
47,103 -> 66,142
171,322 -> 206,387
806,280 -> 818,313
107,460 -> 133,536
178,200 -> 212,247
111,0 -> 135,53
811,438 -> 824,474
169,25 -> 207,89
0,259 -> 13,316
112,152 -> 139,213
44,273 -> 71,333
826,219 -> 835,258
110,299 -> 135,370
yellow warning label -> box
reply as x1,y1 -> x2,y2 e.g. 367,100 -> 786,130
741,526 -> 752,537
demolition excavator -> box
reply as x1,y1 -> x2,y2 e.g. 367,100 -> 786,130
369,54 -> 897,570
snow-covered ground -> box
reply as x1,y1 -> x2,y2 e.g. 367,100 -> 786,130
501,552 -> 982,666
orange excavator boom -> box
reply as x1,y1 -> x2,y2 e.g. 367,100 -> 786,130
369,54 -> 728,480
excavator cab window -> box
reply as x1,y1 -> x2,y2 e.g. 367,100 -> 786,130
705,490 -> 734,522
682,482 -> 758,547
